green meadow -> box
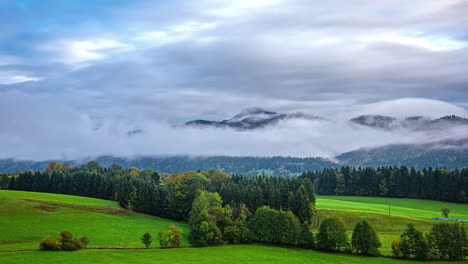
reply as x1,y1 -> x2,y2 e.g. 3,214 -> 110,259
0,190 -> 188,251
316,195 -> 468,219
0,245 -> 458,264
0,190 -> 466,263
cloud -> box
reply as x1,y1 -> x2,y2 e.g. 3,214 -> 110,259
349,98 -> 468,119
0,92 -> 466,161
0,0 -> 468,159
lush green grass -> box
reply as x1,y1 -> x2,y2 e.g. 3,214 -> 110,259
0,245 -> 457,264
0,190 -> 116,206
315,196 -> 468,255
316,195 -> 468,219
0,190 -> 188,251
0,190 -> 466,263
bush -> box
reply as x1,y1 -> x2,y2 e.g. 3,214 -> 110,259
57,231 -> 81,251
39,236 -> 58,251
158,230 -> 171,248
391,240 -> 403,257
168,225 -> 183,247
80,235 -> 90,248
223,224 -> 251,244
316,217 -> 349,252
39,231 -> 86,251
159,225 -> 183,248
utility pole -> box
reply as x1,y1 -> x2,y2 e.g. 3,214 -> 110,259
388,198 -> 391,217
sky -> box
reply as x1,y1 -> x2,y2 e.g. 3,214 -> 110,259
1,0 -> 468,160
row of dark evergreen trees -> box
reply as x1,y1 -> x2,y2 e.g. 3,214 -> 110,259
302,166 -> 468,203
1,162 -> 316,222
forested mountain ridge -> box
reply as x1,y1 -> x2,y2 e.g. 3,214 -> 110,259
185,107 -> 325,130
336,138 -> 468,170
2,141 -> 468,174
350,114 -> 468,131
0,156 -> 336,175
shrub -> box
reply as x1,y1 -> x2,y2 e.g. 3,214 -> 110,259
223,224 -> 250,244
80,235 -> 90,248
159,225 -> 183,248
39,236 -> 58,251
40,231 -> 86,251
391,240 -> 403,257
158,230 -> 171,248
57,231 -> 80,251
168,225 -> 183,247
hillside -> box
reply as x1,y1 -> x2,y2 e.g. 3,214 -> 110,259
1,190 -> 466,262
336,141 -> 468,169
185,107 -> 325,130
0,156 -> 336,175
0,190 -> 188,251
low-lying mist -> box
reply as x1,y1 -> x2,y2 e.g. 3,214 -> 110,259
1,93 -> 467,161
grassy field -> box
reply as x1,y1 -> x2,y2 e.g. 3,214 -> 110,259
0,190 -> 466,263
315,196 -> 468,255
316,195 -> 468,219
0,190 -> 188,251
0,245 -> 458,264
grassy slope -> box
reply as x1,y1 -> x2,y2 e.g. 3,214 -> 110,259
0,190 -> 465,263
316,195 -> 468,219
315,196 -> 468,255
0,245 -> 456,264
0,190 -> 188,251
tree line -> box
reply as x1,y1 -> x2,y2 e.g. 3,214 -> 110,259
302,166 -> 468,203
2,161 -> 466,260
2,162 -> 316,222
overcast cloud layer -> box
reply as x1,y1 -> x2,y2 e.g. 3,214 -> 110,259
1,0 -> 468,160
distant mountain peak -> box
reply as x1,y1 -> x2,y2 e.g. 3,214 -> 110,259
436,115 -> 468,121
237,107 -> 278,116
185,108 -> 324,130
350,115 -> 397,129
350,114 -> 468,131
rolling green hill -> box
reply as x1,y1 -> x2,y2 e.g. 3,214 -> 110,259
316,195 -> 468,219
315,195 -> 468,255
0,190 -> 188,251
0,190 -> 465,263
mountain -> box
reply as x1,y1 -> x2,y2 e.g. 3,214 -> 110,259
185,107 -> 325,130
0,156 -> 336,175
349,115 -> 397,130
336,138 -> 468,170
350,114 -> 468,131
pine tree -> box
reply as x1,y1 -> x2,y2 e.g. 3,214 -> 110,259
141,232 -> 152,248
